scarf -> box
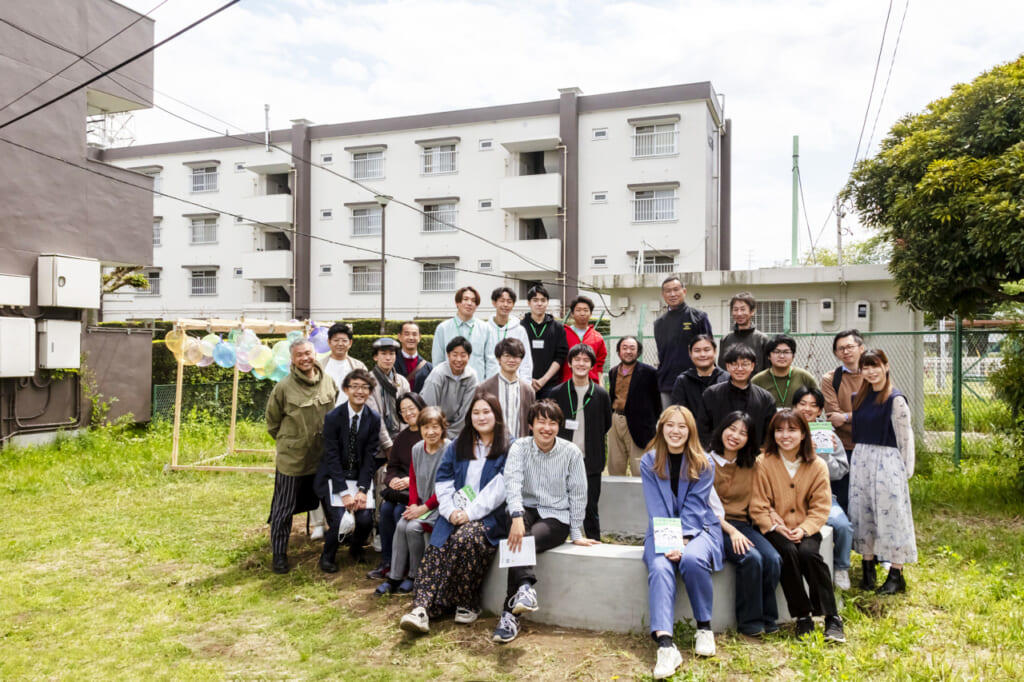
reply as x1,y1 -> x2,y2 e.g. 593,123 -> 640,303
372,365 -> 401,435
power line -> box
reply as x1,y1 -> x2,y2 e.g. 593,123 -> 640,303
850,0 -> 895,169
0,0 -> 240,132
864,0 -> 910,156
796,168 -> 817,263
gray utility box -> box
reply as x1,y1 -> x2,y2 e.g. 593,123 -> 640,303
37,320 -> 82,369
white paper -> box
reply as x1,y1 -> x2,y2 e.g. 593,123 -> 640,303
498,536 -> 537,568
531,339 -> 545,349
563,418 -> 579,431
328,479 -> 375,510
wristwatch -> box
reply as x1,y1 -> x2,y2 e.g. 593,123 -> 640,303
510,511 -> 524,519
358,485 -> 368,494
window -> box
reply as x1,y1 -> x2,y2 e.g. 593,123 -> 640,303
632,188 -> 677,222
190,166 -> 218,192
634,254 -> 677,274
189,216 -> 218,244
263,285 -> 290,303
319,264 -> 333,276
478,199 -> 493,210
234,162 -> 245,173
138,270 -> 160,296
757,300 -> 800,334
478,259 -> 493,271
152,219 -> 162,247
189,269 -> 217,296
591,191 -> 608,203
422,203 -> 458,233
320,208 -> 333,220
351,206 -> 382,236
233,267 -> 243,278
478,139 -> 493,151
591,255 -> 607,268
421,144 -> 457,175
321,153 -> 334,164
352,150 -> 384,179
421,262 -> 456,292
632,123 -> 678,157
351,264 -> 381,293
592,128 -> 608,140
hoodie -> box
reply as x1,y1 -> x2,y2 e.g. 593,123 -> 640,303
420,361 -> 480,439
265,363 -> 338,476
488,316 -> 534,381
670,366 -> 729,416
717,324 -> 770,373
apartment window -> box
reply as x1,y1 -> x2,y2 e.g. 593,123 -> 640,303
634,254 -> 677,274
352,150 -> 384,179
592,128 -> 608,140
152,219 -> 162,247
351,264 -> 381,293
591,255 -> 608,268
757,300 -> 800,334
591,191 -> 608,203
478,259 -> 493,272
234,162 -> 245,173
632,188 -> 677,222
632,122 -> 678,157
138,270 -> 160,296
233,267 -> 243,278
421,262 -> 456,292
351,206 -> 382,236
421,144 -> 457,175
189,269 -> 217,296
189,216 -> 218,244
319,264 -> 333,276
478,199 -> 493,210
478,139 -> 493,151
320,208 -> 333,220
190,166 -> 218,192
422,203 -> 458,233
321,153 -> 334,164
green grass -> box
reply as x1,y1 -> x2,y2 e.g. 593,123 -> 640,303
923,392 -> 1012,433
1,421 -> 1023,680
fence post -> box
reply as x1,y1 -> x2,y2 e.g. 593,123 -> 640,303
952,314 -> 963,468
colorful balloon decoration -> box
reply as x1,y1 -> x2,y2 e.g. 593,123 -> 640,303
164,329 -> 185,355
309,326 -> 329,354
182,337 -> 203,365
286,330 -> 304,343
162,326 -> 309,383
213,341 -> 237,368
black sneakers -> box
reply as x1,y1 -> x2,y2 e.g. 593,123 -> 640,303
824,615 -> 846,643
876,568 -> 907,595
795,616 -> 815,639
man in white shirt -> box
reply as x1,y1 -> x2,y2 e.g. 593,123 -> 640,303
431,286 -> 497,379
487,286 -> 533,381
321,323 -> 367,406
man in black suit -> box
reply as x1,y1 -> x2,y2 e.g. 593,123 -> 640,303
395,320 -> 432,393
315,368 -> 381,572
607,336 -> 661,477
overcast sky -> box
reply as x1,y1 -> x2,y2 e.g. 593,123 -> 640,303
114,0 -> 1024,269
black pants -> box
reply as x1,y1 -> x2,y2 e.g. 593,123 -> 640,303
833,472 -> 850,513
504,507 -> 569,611
584,472 -> 601,540
267,471 -> 319,557
321,499 -> 374,561
765,531 -> 837,618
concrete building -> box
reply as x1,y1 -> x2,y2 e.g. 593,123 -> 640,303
0,0 -> 155,444
97,82 -> 731,320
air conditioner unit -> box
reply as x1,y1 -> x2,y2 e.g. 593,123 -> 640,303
37,255 -> 101,309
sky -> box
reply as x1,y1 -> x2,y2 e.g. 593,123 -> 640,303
112,0 -> 1024,269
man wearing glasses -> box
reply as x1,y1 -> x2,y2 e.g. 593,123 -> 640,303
696,344 -> 775,449
821,329 -> 866,511
752,335 -> 820,408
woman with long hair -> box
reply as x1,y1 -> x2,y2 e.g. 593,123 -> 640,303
849,349 -> 916,594
399,391 -> 510,634
707,412 -> 781,637
750,409 -> 844,643
642,405 -> 723,679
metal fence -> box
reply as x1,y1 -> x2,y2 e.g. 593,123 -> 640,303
153,381 -> 276,422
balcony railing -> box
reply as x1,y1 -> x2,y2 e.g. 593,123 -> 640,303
190,170 -> 218,192
137,278 -> 160,295
351,212 -> 382,236
421,268 -> 456,292
422,207 -> 458,233
636,261 -> 678,274
631,196 -> 677,222
352,156 -> 384,179
190,275 -> 217,296
421,150 -> 458,175
351,270 -> 381,293
190,221 -> 218,243
632,130 -> 678,157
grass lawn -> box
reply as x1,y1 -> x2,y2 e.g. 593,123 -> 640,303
1,419 -> 1023,681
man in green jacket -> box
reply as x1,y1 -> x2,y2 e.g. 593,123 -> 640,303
266,338 -> 338,574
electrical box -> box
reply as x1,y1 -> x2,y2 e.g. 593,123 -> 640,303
0,274 -> 32,306
37,255 -> 101,309
37,320 -> 82,369
0,317 -> 37,377
819,298 -> 835,323
855,299 -> 871,331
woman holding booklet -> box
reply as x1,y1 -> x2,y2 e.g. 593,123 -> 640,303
641,405 -> 723,679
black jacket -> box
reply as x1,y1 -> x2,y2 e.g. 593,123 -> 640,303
608,362 -> 661,449
553,380 -> 612,475
697,381 -> 775,450
717,325 -> 770,373
670,366 -> 729,417
653,304 -> 713,392
315,404 -> 381,498
522,313 -> 569,395
395,353 -> 432,393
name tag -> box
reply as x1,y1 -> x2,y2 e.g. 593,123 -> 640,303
564,419 -> 580,431
532,339 -> 545,349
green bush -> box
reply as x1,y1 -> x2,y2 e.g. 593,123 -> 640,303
989,330 -> 1024,489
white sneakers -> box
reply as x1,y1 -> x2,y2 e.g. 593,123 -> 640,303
653,645 -> 683,679
834,568 -> 851,590
694,629 -> 716,657
399,607 -> 429,634
310,525 -> 324,541
454,607 -> 480,625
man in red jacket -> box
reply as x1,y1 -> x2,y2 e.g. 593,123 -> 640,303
560,295 -> 607,384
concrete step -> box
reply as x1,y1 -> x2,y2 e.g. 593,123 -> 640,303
597,475 -> 647,537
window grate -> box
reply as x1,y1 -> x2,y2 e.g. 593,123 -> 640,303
190,167 -> 218,192
190,270 -> 217,296
757,300 -> 799,334
190,217 -> 217,244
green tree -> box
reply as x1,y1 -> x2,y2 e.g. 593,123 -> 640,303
803,233 -> 891,266
845,56 -> 1024,318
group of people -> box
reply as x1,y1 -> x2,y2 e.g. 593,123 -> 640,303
263,277 -> 917,680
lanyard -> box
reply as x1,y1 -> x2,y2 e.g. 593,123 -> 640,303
529,319 -> 548,339
566,381 -> 594,418
771,369 -> 793,405
456,318 -> 474,337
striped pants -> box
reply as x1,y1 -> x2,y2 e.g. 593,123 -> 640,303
268,471 -> 319,557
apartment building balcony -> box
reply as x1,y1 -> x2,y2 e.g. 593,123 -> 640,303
240,193 -> 293,226
498,174 -> 562,218
241,249 -> 293,281
498,238 -> 561,274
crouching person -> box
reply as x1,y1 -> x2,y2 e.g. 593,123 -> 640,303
493,399 -> 599,644
400,392 -> 510,634
643,406 -> 723,679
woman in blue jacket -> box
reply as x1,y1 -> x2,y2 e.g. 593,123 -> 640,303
642,405 -> 723,679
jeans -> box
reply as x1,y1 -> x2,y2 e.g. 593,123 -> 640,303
722,520 -> 781,635
378,500 -> 406,568
828,498 -> 853,571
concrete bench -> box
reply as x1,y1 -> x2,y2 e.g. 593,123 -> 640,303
481,525 -> 833,634
597,475 -> 647,537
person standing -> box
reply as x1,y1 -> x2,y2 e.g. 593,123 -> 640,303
669,334 -> 729,416
821,329 -> 866,511
717,292 -> 769,372
751,335 -> 820,408
653,276 -> 713,409
265,339 -> 338,574
697,345 -> 775,450
554,344 -> 612,539
431,286 -> 497,379
396,321 -> 432,393
421,336 -> 480,439
487,287 -> 534,381
559,295 -> 607,384
320,323 -> 367,406
607,336 -> 661,477
367,337 -> 410,450
479,337 -> 536,439
521,284 -> 569,398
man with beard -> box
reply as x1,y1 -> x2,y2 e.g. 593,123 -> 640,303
606,335 -> 660,477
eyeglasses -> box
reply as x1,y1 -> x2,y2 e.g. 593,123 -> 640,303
836,344 -> 861,353
347,383 -> 371,392
770,349 -> 793,356
728,361 -> 755,369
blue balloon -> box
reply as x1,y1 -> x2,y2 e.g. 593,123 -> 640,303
310,326 -> 330,354
213,341 -> 236,368
270,363 -> 289,382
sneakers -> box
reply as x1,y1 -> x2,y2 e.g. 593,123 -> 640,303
491,611 -> 520,643
374,581 -> 395,597
310,525 -> 324,541
366,564 -> 389,580
454,607 -> 480,624
372,533 -> 382,553
859,558 -> 878,591
834,568 -> 851,591
271,554 -> 289,574
653,644 -> 683,679
876,568 -> 907,595
694,629 -> 716,657
509,584 -> 538,615
397,578 -> 415,594
318,555 -> 339,574
399,607 -> 429,634
824,615 -> 846,643
795,616 -> 815,639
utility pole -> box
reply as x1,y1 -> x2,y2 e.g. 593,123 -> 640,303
836,196 -> 844,270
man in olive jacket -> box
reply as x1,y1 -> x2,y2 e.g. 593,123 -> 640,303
266,339 -> 338,574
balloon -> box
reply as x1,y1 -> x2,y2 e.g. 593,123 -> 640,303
238,329 -> 259,351
235,348 -> 249,364
252,367 -> 267,380
183,337 -> 203,365
249,345 -> 272,371
164,329 -> 185,354
237,359 -> 253,373
272,340 -> 291,361
286,330 -> 304,343
227,329 -> 241,344
270,363 -> 289,382
200,333 -> 219,359
310,326 -> 329,353
196,354 -> 214,367
213,341 -> 236,368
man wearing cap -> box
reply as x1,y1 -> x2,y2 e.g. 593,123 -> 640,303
368,337 -> 410,451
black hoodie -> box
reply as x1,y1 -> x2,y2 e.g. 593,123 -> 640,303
522,312 -> 569,395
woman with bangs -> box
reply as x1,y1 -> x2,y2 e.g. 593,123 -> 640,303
707,411 -> 781,638
849,349 -> 916,595
750,409 -> 844,643
642,405 -> 723,679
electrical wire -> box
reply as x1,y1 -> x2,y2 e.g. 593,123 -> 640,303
850,0 -> 894,168
864,0 -> 910,156
796,168 -> 818,263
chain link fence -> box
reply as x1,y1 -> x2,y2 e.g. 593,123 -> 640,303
152,381 -> 276,422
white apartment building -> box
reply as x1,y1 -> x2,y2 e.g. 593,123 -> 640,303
100,83 -> 731,321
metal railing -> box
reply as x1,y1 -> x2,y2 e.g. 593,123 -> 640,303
190,170 -> 218,193
636,261 -> 677,274
631,196 -> 677,222
351,270 -> 381,293
352,156 -> 384,179
190,274 -> 217,296
189,220 -> 217,244
421,268 -> 456,292
351,211 -> 382,236
139,277 -> 160,296
632,130 -> 678,157
422,207 -> 458,233
421,149 -> 458,175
